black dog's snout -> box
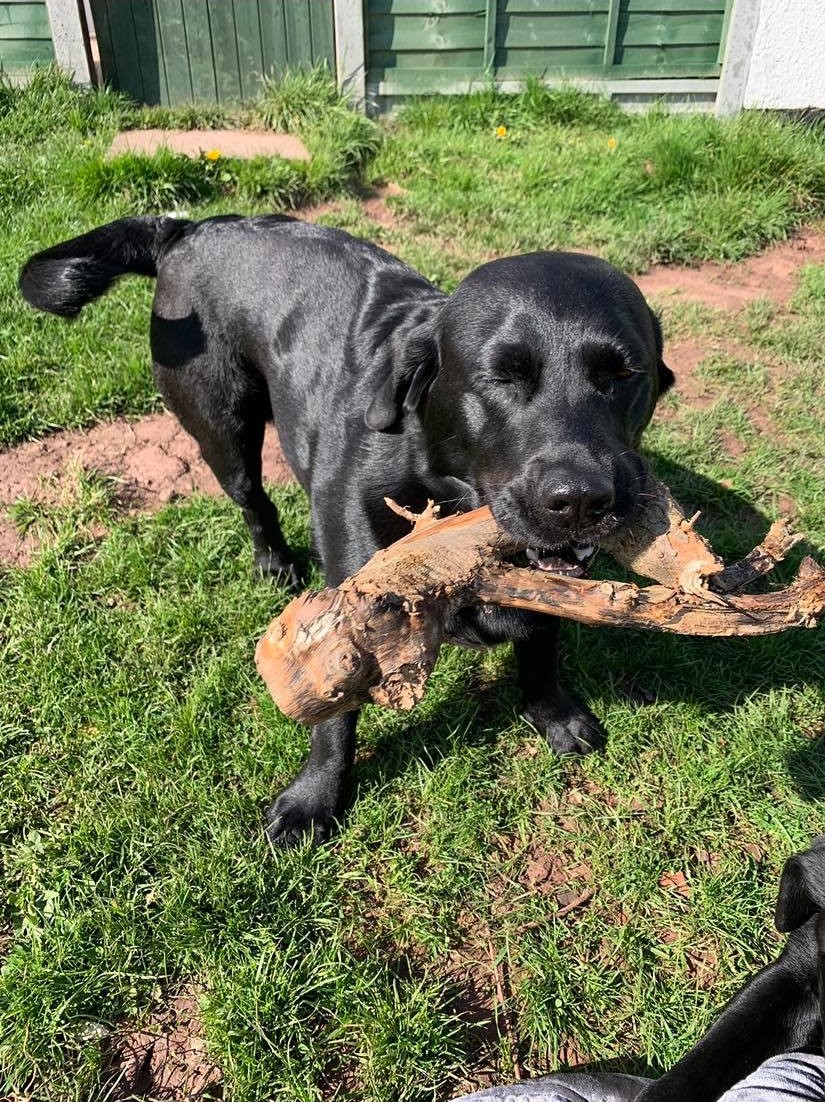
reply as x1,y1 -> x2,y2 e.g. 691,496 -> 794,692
542,479 -> 615,529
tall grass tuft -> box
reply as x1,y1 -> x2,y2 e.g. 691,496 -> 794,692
399,76 -> 622,133
0,64 -> 125,140
74,149 -> 218,209
255,63 -> 381,176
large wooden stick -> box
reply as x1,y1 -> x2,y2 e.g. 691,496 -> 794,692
256,480 -> 825,726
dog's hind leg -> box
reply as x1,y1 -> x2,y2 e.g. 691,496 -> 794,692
152,344 -> 299,586
199,414 -> 300,587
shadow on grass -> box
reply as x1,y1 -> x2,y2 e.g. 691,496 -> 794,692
786,734 -> 825,802
358,655 -> 517,793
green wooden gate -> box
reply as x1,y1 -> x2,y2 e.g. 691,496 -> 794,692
88,0 -> 335,106
0,0 -> 54,77
366,0 -> 731,97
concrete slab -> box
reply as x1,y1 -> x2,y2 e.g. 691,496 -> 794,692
108,129 -> 310,161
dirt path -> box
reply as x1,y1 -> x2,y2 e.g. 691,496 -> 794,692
2,222 -> 824,567
635,225 -> 825,309
0,415 -> 291,566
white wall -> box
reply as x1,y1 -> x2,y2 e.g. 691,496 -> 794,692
744,0 -> 825,109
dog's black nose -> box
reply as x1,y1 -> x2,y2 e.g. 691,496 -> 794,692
543,481 -> 614,528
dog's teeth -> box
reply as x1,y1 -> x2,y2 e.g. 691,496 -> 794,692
526,547 -> 540,563
573,544 -> 596,561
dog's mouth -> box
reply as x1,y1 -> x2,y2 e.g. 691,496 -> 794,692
511,541 -> 599,578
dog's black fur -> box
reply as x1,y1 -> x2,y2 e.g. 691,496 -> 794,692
20,214 -> 674,847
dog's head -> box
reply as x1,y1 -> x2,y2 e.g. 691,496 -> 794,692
366,252 -> 672,564
775,835 -> 825,933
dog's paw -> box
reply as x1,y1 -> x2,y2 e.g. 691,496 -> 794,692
264,778 -> 343,850
254,550 -> 302,590
522,694 -> 606,757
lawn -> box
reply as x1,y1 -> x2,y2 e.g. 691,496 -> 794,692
1,71 -> 824,1101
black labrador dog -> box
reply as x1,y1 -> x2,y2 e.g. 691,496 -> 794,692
459,836 -> 825,1102
20,214 -> 673,847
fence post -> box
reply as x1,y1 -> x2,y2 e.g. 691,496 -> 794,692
716,0 -> 761,116
45,0 -> 94,84
483,0 -> 498,74
334,0 -> 366,107
603,0 -> 621,67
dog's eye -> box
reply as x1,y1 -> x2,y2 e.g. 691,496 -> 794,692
583,344 -> 638,388
487,349 -> 536,387
595,355 -> 638,387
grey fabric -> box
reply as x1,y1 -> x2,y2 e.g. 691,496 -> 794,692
452,1071 -> 650,1102
453,1054 -> 825,1102
716,1053 -> 825,1101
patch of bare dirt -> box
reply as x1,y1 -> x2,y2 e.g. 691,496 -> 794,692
519,846 -> 593,913
657,339 -> 792,446
660,338 -> 715,411
718,429 -> 746,459
298,182 -> 406,229
359,182 -> 407,228
443,945 -> 501,1095
0,414 -> 293,567
659,337 -> 792,448
686,943 -> 721,990
106,988 -> 221,1101
636,226 -> 825,310
296,197 -> 346,222
556,1036 -> 593,1070
746,404 -> 779,438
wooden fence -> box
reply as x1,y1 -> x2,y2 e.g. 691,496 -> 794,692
1,0 -> 738,109
88,0 -> 335,106
366,0 -> 731,97
0,0 -> 54,76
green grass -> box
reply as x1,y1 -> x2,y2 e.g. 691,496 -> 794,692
3,71 -> 825,1101
367,82 -> 825,284
2,266 -> 825,1102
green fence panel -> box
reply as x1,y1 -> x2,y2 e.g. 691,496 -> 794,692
0,0 -> 54,76
154,0 -> 191,105
366,0 -> 730,93
89,0 -> 336,106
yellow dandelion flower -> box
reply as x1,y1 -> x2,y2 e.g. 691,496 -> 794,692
607,137 -> 617,150
204,148 -> 222,161
495,125 -> 507,138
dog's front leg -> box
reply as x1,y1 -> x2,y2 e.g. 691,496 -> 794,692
265,712 -> 357,848
514,618 -> 606,756
637,920 -> 822,1102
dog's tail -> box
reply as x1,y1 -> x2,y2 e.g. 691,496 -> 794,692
19,215 -> 190,318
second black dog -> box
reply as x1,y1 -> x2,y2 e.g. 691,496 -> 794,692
20,215 -> 674,847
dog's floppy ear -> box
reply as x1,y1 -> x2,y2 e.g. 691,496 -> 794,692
657,358 -> 675,395
775,836 -> 825,932
365,323 -> 439,433
648,308 -> 675,395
